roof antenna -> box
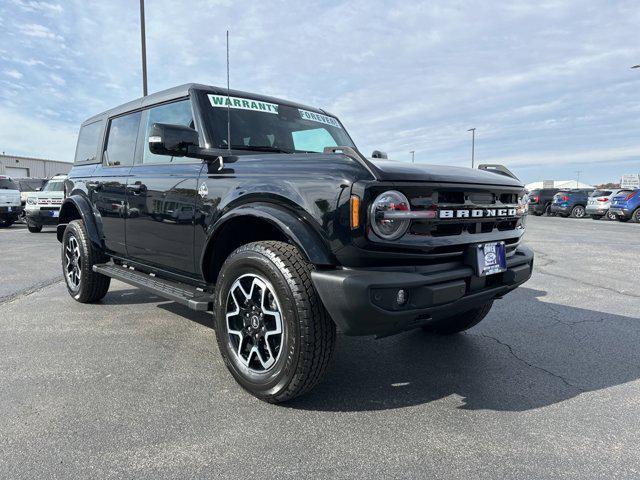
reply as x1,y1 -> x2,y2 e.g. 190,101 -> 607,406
226,30 -> 231,153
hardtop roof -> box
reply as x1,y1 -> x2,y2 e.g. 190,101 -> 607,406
81,83 -> 333,127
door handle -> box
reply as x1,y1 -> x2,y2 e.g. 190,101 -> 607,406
87,181 -> 102,191
128,182 -> 147,195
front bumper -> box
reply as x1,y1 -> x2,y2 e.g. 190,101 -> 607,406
311,245 -> 534,336
25,208 -> 60,225
0,206 -> 23,221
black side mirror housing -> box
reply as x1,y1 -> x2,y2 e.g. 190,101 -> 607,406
371,150 -> 388,159
148,123 -> 199,157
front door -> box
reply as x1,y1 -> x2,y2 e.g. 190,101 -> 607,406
125,99 -> 202,275
90,111 -> 141,256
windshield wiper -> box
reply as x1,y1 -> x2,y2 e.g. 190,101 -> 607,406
222,144 -> 293,154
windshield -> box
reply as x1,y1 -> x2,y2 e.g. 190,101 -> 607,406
42,180 -> 65,192
0,178 -> 18,190
203,94 -> 355,154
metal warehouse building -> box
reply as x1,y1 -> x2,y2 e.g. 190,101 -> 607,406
0,154 -> 72,178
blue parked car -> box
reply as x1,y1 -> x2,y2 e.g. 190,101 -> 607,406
549,189 -> 594,218
609,189 -> 640,223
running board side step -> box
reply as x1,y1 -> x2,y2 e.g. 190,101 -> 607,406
93,263 -> 214,311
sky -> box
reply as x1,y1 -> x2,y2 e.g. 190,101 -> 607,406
0,0 -> 638,185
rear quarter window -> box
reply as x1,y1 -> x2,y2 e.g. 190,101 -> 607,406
74,120 -> 104,164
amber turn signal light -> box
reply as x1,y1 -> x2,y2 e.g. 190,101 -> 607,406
350,195 -> 360,229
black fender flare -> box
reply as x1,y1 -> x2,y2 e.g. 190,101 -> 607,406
200,203 -> 335,274
56,195 -> 102,249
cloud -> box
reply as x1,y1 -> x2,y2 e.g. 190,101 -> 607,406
12,0 -> 62,14
0,105 -> 77,160
4,69 -> 23,80
49,73 -> 65,86
19,23 -> 62,40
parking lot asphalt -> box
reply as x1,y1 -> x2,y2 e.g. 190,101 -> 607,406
1,216 -> 639,479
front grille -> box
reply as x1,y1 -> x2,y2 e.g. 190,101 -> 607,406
401,185 -> 523,239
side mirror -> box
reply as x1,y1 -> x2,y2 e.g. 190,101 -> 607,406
371,150 -> 388,159
148,123 -> 199,157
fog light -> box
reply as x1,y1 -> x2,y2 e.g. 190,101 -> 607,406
396,289 -> 408,306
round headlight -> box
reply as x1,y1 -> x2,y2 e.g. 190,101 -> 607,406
369,190 -> 410,240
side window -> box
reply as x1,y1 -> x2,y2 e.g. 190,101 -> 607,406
74,120 -> 103,164
104,112 -> 142,167
142,100 -> 195,164
291,127 -> 337,153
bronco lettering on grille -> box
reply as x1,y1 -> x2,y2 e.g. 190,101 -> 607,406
439,208 -> 517,219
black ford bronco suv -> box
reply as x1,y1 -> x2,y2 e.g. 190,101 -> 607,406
57,84 -> 533,402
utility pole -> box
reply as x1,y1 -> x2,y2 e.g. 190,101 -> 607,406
575,170 -> 581,188
410,150 -> 415,163
139,0 -> 148,96
467,128 -> 476,169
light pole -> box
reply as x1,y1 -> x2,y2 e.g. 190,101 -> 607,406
467,128 -> 476,169
139,0 -> 148,96
575,170 -> 581,188
410,150 -> 415,163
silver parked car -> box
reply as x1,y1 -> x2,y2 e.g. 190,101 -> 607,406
586,189 -> 632,220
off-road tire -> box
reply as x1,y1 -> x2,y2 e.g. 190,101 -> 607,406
62,219 -> 111,303
27,223 -> 42,233
213,241 -> 336,403
570,205 -> 586,218
422,301 -> 494,335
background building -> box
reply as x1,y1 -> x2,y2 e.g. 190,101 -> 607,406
525,180 -> 594,191
0,154 -> 71,178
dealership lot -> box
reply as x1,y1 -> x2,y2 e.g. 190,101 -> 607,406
1,216 -> 639,479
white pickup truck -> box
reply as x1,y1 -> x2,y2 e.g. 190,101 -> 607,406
24,174 -> 66,233
0,176 -> 23,228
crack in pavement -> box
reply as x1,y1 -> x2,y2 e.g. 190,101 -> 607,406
471,332 -> 586,393
0,277 -> 63,306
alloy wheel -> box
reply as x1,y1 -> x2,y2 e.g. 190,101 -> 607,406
225,273 -> 284,373
64,235 -> 82,289
573,206 -> 585,218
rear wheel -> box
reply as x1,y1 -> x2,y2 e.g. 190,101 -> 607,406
570,205 -> 586,218
213,241 -> 336,403
62,220 -> 111,303
27,223 -> 42,233
605,210 -> 617,221
422,301 -> 494,335
590,215 -> 601,220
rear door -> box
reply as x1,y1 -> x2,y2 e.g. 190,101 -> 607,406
125,99 -> 203,275
90,111 -> 141,256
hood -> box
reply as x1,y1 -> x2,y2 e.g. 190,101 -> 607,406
0,190 -> 21,205
368,160 -> 523,188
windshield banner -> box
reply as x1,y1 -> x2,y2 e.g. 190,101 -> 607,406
298,109 -> 342,129
208,94 -> 279,114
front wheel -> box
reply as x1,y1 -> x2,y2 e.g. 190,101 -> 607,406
27,223 -> 42,233
213,241 -> 336,403
62,220 -> 111,303
590,215 -> 601,220
570,205 -> 586,218
605,210 -> 617,221
422,301 -> 494,335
